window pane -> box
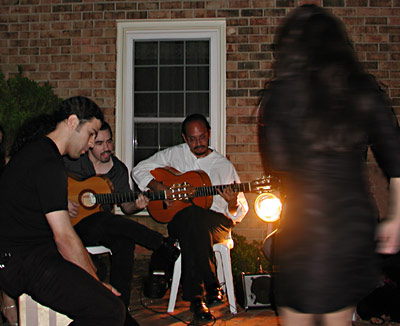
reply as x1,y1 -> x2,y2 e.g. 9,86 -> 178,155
134,148 -> 158,166
186,41 -> 209,64
186,93 -> 209,116
160,123 -> 182,147
186,66 -> 209,90
159,93 -> 183,117
134,41 -> 158,65
135,123 -> 158,147
160,41 -> 184,65
134,67 -> 157,91
132,39 -> 212,164
160,67 -> 183,91
134,93 -> 157,117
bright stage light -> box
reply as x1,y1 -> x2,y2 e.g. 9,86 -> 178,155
254,192 -> 282,223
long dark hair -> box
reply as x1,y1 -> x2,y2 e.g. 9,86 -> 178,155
261,5 -> 383,152
9,96 -> 104,156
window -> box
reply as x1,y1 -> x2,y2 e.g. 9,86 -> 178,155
116,19 -> 226,173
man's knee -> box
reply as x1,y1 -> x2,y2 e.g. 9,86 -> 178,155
89,295 -> 126,326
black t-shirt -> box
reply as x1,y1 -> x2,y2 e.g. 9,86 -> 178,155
0,137 -> 68,249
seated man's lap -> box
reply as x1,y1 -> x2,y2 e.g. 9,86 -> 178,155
14,245 -> 124,320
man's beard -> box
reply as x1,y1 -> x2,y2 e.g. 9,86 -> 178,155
100,151 -> 112,162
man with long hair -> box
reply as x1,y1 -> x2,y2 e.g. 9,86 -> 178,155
0,97 -> 126,325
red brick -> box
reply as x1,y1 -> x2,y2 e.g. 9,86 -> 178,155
71,71 -> 92,79
226,18 -> 249,26
183,1 -> 205,8
81,45 -> 103,54
51,54 -> 71,63
160,1 -> 182,9
206,1 -> 230,9
370,0 -> 392,6
72,54 -> 91,62
81,80 -> 103,88
29,71 -> 50,80
73,4 -> 93,12
217,9 -> 240,17
82,12 -> 104,20
365,35 -> 389,43
104,11 -> 126,20
171,10 -> 194,19
58,80 -> 79,88
138,2 -> 159,10
253,0 -> 275,7
193,9 -> 217,17
148,11 -> 171,19
62,46 -> 81,54
10,6 -> 30,14
71,88 -> 92,97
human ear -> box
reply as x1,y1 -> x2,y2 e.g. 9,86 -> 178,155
182,133 -> 187,143
66,114 -> 79,131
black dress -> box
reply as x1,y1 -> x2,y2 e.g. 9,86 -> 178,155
263,79 -> 400,313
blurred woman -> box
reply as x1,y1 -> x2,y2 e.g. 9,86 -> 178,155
260,5 -> 400,326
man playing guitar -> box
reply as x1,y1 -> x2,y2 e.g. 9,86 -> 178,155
132,114 -> 249,322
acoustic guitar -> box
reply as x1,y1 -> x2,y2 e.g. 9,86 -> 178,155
68,168 -> 275,225
68,174 -> 187,226
146,167 -> 276,223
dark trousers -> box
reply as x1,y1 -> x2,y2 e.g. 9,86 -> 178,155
74,211 -> 164,306
0,244 -> 125,326
168,205 -> 234,301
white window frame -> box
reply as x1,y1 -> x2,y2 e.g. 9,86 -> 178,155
115,19 -> 226,173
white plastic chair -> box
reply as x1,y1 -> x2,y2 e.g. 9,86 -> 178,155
19,246 -> 112,326
86,245 -> 112,256
167,239 -> 237,314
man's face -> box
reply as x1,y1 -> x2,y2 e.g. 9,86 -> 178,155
89,129 -> 113,163
67,118 -> 101,159
182,121 -> 210,158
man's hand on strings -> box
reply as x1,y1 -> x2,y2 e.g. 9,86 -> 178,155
148,179 -> 174,207
217,184 -> 239,214
135,193 -> 149,210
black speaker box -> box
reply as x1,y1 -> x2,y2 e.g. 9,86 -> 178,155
237,272 -> 272,310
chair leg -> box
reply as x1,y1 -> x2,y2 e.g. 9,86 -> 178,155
167,254 -> 182,313
19,293 -> 72,326
213,243 -> 237,314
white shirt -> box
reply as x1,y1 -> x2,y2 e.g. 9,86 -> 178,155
131,143 -> 249,222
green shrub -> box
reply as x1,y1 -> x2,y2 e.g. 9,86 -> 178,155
231,232 -> 271,278
0,67 -> 62,152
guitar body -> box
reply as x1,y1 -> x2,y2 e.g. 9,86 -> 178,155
68,175 -> 113,226
147,167 -> 213,223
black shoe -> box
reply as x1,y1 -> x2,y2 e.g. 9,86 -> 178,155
190,298 -> 213,322
124,310 -> 139,326
205,286 -> 224,306
160,237 -> 180,263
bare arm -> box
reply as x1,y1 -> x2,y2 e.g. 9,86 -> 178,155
376,177 -> 400,254
46,210 -> 99,280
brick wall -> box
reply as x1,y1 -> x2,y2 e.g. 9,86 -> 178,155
0,0 -> 398,246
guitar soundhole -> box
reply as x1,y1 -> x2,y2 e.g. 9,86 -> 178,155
79,190 -> 96,209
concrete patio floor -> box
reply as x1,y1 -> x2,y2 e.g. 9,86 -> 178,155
126,258 -> 399,326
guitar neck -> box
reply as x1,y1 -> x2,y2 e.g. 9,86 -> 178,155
94,190 -> 166,204
195,182 -> 252,197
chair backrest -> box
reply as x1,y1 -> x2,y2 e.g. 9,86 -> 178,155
86,245 -> 112,255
